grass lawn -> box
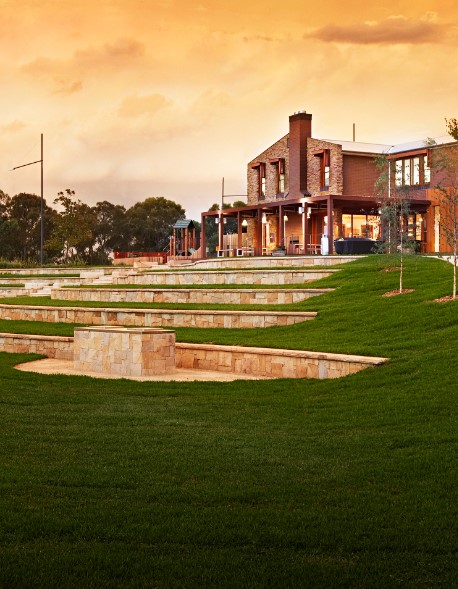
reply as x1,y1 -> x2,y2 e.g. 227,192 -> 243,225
0,273 -> 79,279
0,294 -> 321,313
0,255 -> 456,588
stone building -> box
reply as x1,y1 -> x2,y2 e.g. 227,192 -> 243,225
201,111 -> 458,256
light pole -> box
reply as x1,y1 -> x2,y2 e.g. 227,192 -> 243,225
10,134 -> 44,265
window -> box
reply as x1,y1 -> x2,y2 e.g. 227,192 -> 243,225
250,162 -> 267,200
313,149 -> 330,189
394,153 -> 430,187
269,158 -> 286,194
260,163 -> 266,198
278,159 -> 285,193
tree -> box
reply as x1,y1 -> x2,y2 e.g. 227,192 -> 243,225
91,201 -> 129,264
8,193 -> 56,262
375,155 -> 416,293
46,189 -> 95,264
428,120 -> 458,299
0,190 -> 19,260
126,197 -> 185,251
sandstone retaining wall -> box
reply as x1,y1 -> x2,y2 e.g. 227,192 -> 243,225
0,332 -> 73,359
51,287 -> 333,305
114,269 -> 338,286
177,256 -> 360,269
0,332 -> 387,380
0,304 -> 316,329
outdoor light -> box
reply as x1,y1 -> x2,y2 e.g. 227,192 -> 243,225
298,206 -> 304,214
242,219 -> 248,227
283,215 -> 288,221
307,207 -> 312,219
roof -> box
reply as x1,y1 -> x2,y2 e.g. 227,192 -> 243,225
323,135 -> 457,156
173,219 -> 195,230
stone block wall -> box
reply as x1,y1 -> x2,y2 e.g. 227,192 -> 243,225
307,138 -> 343,196
0,304 -> 316,329
0,332 -> 73,359
74,327 -> 176,376
0,332 -> 387,380
247,135 -> 289,204
51,287 -> 333,305
184,255 -> 359,269
175,343 -> 387,379
113,269 -> 338,286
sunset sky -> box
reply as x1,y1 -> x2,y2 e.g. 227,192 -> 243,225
1,0 -> 457,220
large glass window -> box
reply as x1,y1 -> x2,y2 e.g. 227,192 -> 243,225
394,154 -> 430,187
342,214 -> 380,238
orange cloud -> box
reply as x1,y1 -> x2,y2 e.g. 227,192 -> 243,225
118,94 -> 172,118
307,14 -> 449,45
22,38 -> 147,79
1,120 -> 27,133
53,78 -> 83,95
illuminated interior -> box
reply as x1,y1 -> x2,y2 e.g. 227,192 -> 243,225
341,214 -> 381,238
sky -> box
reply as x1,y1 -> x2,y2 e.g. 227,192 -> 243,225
1,0 -> 458,220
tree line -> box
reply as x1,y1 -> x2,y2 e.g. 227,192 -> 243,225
0,190 -> 186,265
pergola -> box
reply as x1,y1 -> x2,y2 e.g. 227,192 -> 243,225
200,194 -> 430,258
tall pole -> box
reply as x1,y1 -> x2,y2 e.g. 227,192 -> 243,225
10,134 -> 44,265
40,133 -> 44,266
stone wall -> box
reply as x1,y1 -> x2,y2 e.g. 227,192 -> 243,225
175,343 -> 387,379
1,332 -> 387,380
183,255 -> 360,270
113,269 -> 338,285
51,288 -> 333,305
0,332 -> 73,359
0,304 -> 316,328
307,138 -> 343,196
74,327 -> 176,376
247,135 -> 289,204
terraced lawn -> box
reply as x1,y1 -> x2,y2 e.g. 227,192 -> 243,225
0,255 -> 456,588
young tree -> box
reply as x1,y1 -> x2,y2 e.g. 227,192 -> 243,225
375,155 -> 416,293
428,120 -> 458,298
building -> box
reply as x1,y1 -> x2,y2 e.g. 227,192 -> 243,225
200,111 -> 458,257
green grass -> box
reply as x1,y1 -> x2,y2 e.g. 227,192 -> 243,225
0,284 -> 25,288
0,273 -> 79,278
0,255 -> 456,588
0,295 -> 319,313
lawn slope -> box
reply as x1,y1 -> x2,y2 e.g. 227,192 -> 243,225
0,255 -> 456,588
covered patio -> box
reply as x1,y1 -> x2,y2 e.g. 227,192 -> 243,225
200,195 -> 430,258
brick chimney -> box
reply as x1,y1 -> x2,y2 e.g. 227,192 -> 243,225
288,111 -> 312,198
